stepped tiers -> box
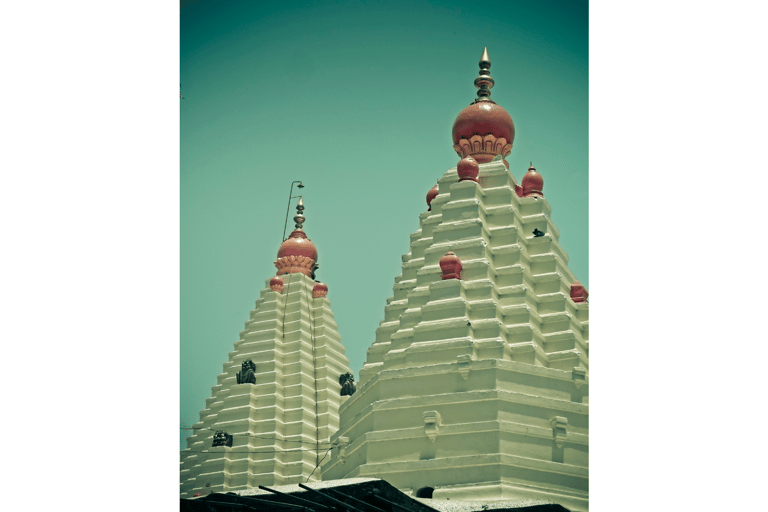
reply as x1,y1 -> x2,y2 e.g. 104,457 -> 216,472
181,272 -> 352,497
321,156 -> 589,512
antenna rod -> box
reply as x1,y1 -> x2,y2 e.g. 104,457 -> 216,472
282,181 -> 304,241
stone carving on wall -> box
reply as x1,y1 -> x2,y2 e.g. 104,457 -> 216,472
339,372 -> 356,396
212,430 -> 233,448
236,359 -> 256,385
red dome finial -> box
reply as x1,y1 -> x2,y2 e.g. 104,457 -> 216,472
313,282 -> 328,298
521,163 -> 544,198
270,276 -> 284,293
439,252 -> 462,280
570,281 -> 588,303
426,183 -> 439,211
275,198 -> 318,277
452,48 -> 515,163
457,156 -> 479,183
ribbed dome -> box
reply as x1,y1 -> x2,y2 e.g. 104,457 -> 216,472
277,230 -> 318,262
452,101 -> 515,148
521,164 -> 544,198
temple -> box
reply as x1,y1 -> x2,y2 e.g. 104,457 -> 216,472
180,199 -> 353,496
182,48 -> 588,511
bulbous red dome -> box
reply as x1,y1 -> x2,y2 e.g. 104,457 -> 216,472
452,48 -> 515,163
277,230 -> 318,262
521,164 -> 544,198
457,156 -> 479,183
312,282 -> 328,298
270,276 -> 284,292
452,101 -> 515,147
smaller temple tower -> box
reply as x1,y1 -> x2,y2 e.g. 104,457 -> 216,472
181,199 -> 352,497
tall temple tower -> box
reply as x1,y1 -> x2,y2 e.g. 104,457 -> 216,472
181,199 -> 352,497
321,49 -> 589,511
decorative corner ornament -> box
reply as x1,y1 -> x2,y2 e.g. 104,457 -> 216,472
550,417 -> 568,448
457,354 -> 472,380
423,411 -> 442,442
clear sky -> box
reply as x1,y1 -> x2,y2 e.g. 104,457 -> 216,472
180,0 -> 588,448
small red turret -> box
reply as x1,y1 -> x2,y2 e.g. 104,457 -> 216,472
570,281 -> 588,303
521,163 -> 544,198
426,183 -> 439,211
439,252 -> 463,280
313,282 -> 328,298
270,276 -> 284,293
457,156 -> 480,183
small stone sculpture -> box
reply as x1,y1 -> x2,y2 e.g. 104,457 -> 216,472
212,430 -> 233,448
339,372 -> 356,396
236,359 -> 256,385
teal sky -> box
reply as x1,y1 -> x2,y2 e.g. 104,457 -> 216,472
181,0 -> 588,448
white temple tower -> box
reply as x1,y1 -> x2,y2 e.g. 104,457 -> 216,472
321,49 -> 589,511
180,199 -> 352,497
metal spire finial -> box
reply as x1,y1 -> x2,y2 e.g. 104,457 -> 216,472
473,46 -> 495,102
293,197 -> 305,230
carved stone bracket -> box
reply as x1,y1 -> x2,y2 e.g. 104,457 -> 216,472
550,416 -> 568,448
335,436 -> 349,463
423,411 -> 442,442
457,354 -> 472,380
572,367 -> 587,389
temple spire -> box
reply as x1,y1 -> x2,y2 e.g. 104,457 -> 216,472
473,46 -> 495,102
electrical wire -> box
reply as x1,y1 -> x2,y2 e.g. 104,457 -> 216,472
181,446 -> 334,456
180,427 -> 329,446
305,446 -> 333,483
